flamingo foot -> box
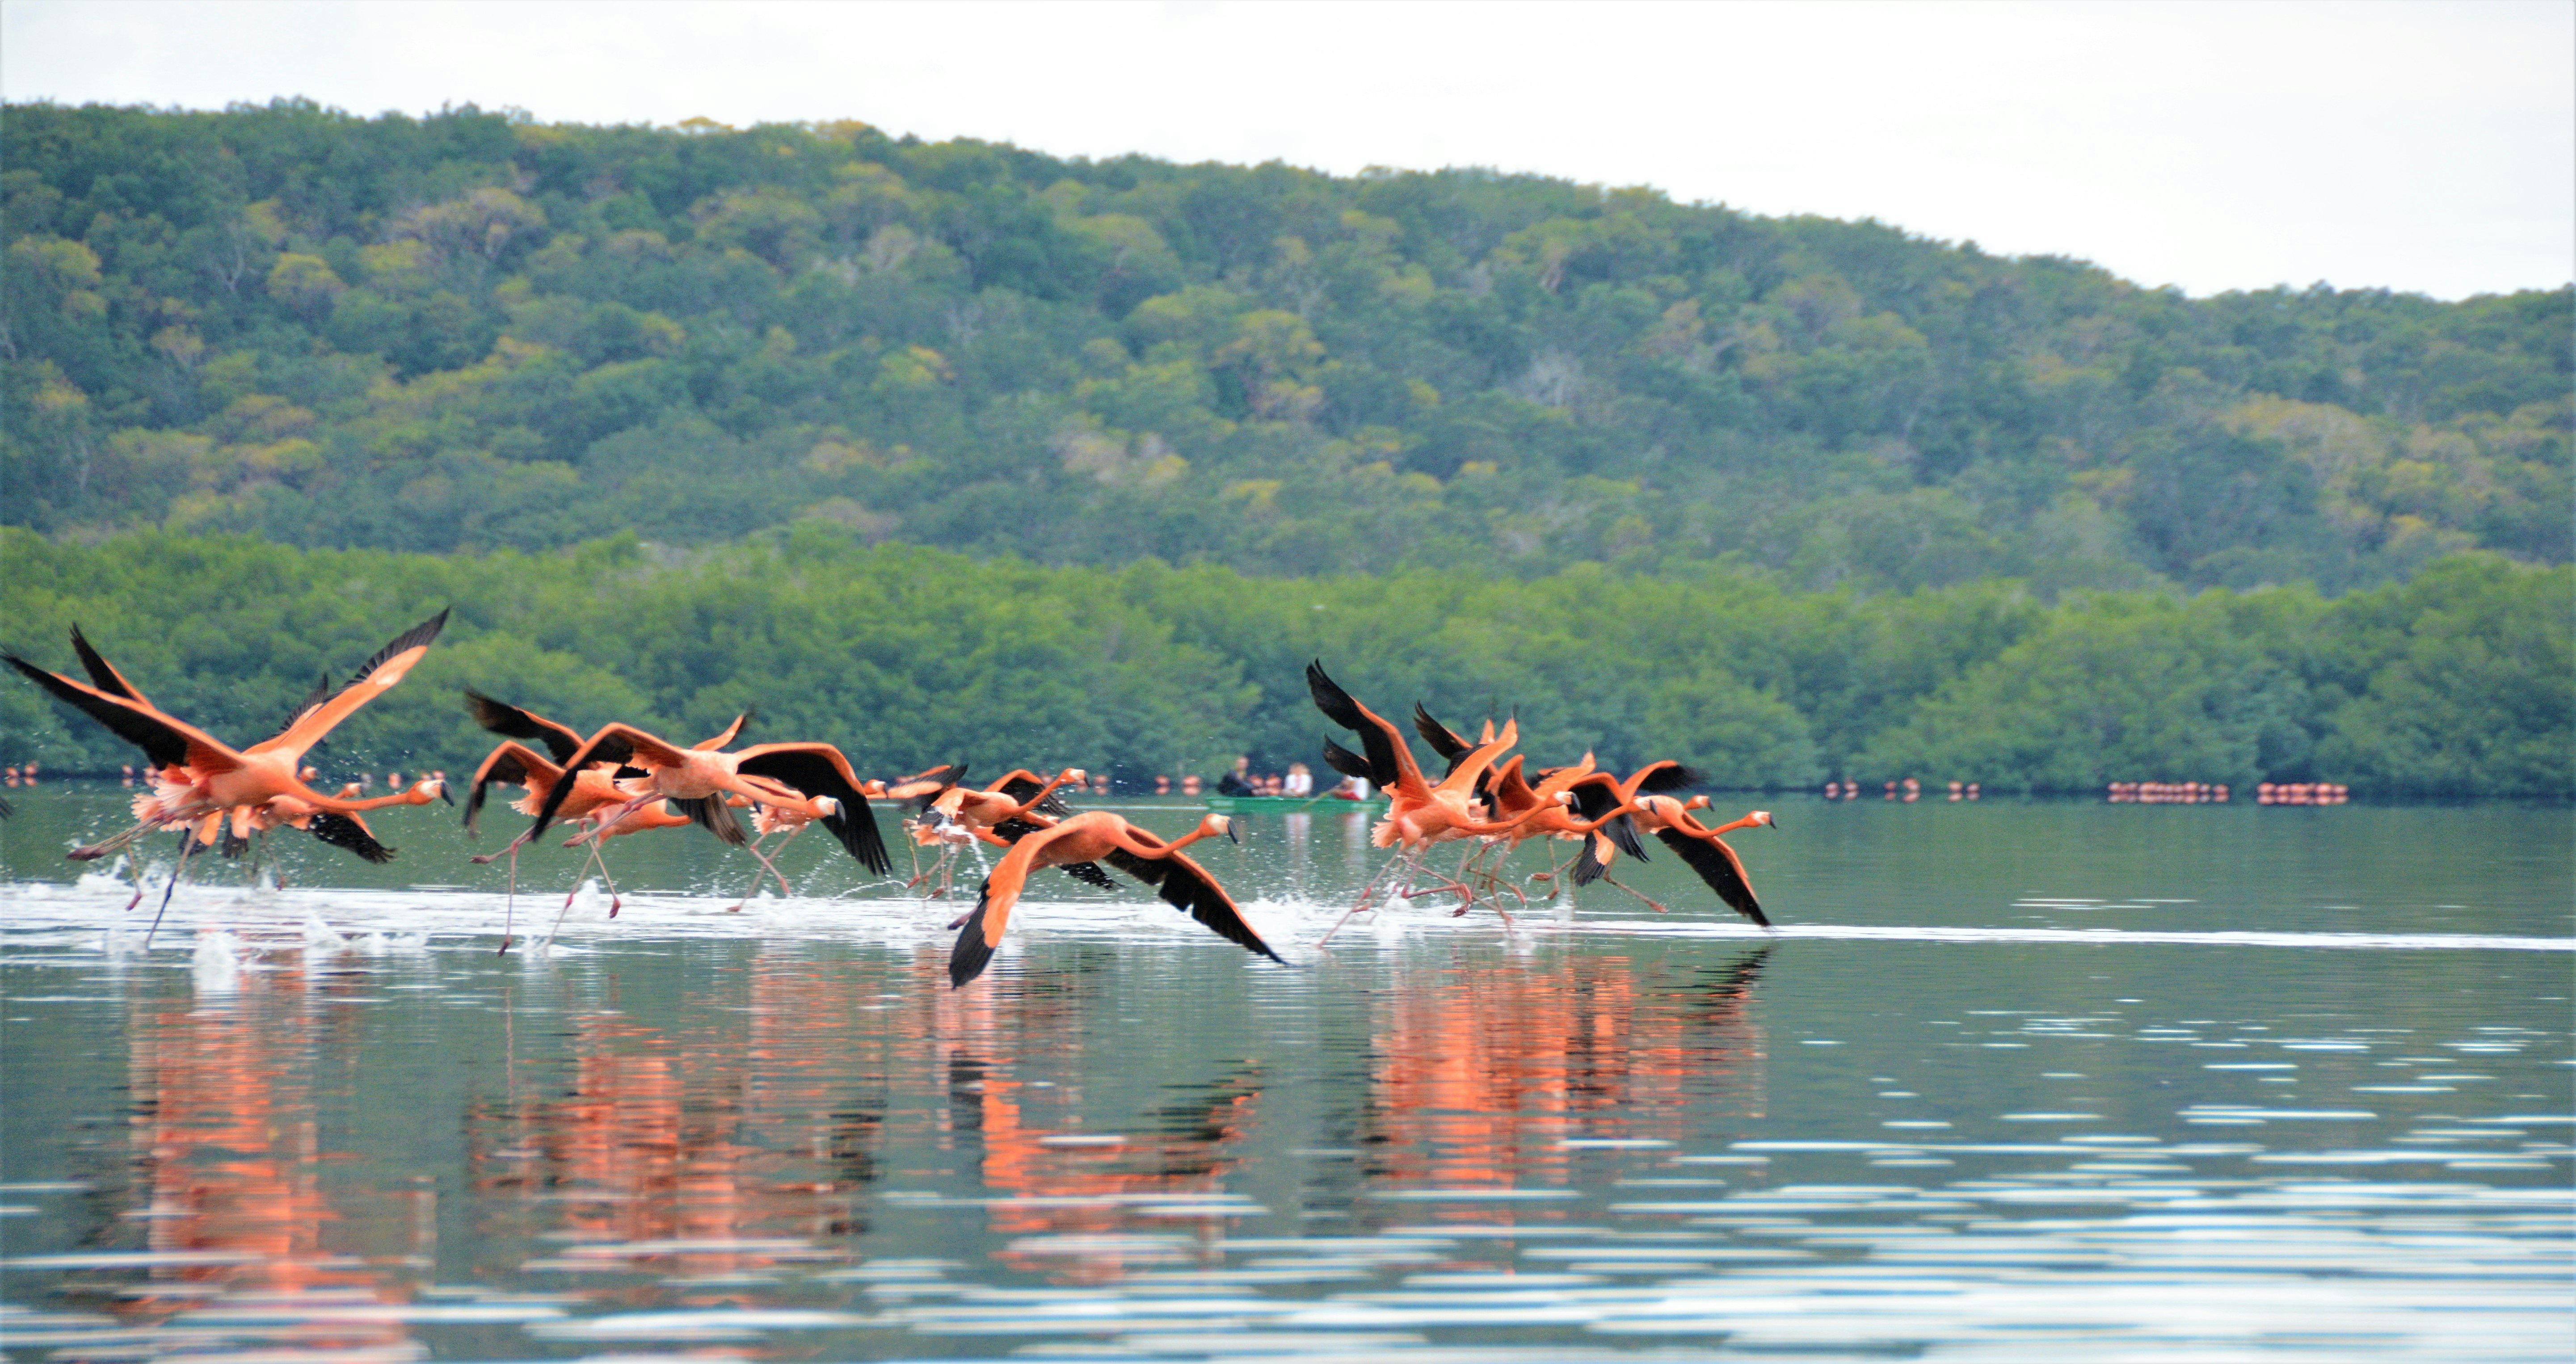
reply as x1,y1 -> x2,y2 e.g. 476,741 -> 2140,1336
497,935 -> 514,956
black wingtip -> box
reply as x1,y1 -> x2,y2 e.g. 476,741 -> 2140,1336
1636,763 -> 1708,795
342,608 -> 451,690
68,624 -> 138,699
949,897 -> 996,988
830,793 -> 892,876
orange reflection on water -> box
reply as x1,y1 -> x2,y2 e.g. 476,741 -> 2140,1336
467,945 -> 934,1278
1365,948 -> 1769,1192
121,963 -> 426,1360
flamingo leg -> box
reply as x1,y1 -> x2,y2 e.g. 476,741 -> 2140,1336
122,831 -> 185,912
540,842 -> 625,943
1525,845 -> 1580,900
496,843 -> 522,955
1596,873 -> 1670,915
585,840 -> 625,917
142,833 -> 202,950
726,826 -> 802,911
555,829 -> 625,918
1317,853 -> 1413,947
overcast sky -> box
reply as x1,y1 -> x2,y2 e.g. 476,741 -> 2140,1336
5,0 -> 2568,300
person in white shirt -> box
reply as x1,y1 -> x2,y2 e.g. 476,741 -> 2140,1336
1283,762 -> 1313,797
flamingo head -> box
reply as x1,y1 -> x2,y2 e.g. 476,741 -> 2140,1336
812,795 -> 841,818
1201,813 -> 1237,844
858,779 -> 889,798
1751,808 -> 1777,830
1684,794 -> 1712,811
424,775 -> 454,806
1060,767 -> 1088,785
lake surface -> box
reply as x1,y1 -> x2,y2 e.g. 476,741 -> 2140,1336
2,787 -> 2570,1362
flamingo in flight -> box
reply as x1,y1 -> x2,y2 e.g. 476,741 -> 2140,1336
1577,799 -> 1778,926
5,611 -> 452,940
905,766 -> 1089,897
949,810 -> 1280,987
462,690 -> 774,937
1306,661 -> 1633,940
523,720 -> 892,880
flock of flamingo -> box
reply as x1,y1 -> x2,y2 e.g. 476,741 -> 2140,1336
6,613 -> 1780,986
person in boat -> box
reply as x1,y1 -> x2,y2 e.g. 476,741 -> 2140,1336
1216,754 -> 1255,796
1284,762 -> 1314,797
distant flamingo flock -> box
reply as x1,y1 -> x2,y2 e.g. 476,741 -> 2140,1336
8,613 -> 1784,986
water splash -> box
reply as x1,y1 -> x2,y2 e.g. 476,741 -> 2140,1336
191,927 -> 244,992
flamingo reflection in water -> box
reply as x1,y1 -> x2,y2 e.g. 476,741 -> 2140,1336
1366,947 -> 1772,1191
107,967 -> 434,1360
468,952 -> 911,1273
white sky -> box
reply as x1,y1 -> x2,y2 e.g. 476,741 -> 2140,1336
4,0 -> 2569,300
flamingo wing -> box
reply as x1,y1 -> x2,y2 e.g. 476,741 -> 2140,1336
463,690 -> 587,763
1099,843 -> 1284,965
666,793 -> 749,845
1654,829 -> 1770,926
950,819 -> 1090,986
254,609 -> 448,758
465,741 -> 559,834
5,654 -> 245,774
1627,760 -> 1705,797
1410,703 -> 1475,771
736,744 -> 892,874
1306,660 -> 1426,798
309,811 -> 396,863
68,625 -> 156,709
273,674 -> 333,743
1320,737 -> 1375,783
528,724 -> 690,836
694,708 -> 754,750
1567,775 -> 1649,860
990,770 -> 1073,818
989,815 -> 1113,886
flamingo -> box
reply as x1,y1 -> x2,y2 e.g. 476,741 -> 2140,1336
6,611 -> 451,940
1308,661 -> 1604,939
948,810 -> 1280,987
462,693 -> 779,935
462,731 -> 696,950
524,722 -> 892,880
56,626 -> 431,878
905,766 -> 1086,897
1526,758 -> 1703,899
1577,800 -> 1777,925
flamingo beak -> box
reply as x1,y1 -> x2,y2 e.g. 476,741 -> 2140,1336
1761,810 -> 1778,830
436,780 -> 455,806
1214,814 -> 1237,843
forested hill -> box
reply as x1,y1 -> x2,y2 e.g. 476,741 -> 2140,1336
3,101 -> 2569,590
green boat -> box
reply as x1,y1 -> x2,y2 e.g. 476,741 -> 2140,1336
1201,793 -> 1388,815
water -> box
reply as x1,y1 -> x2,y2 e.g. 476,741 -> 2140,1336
2,788 -> 2569,1362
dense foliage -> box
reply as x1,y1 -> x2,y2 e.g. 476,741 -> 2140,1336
5,529 -> 2566,796
6,101 -> 2569,591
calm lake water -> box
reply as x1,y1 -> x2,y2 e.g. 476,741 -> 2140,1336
2,787 -> 2569,1362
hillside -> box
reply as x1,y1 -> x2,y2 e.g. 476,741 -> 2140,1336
4,101 -> 2567,591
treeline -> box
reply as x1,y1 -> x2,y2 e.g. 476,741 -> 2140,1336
4,529 -> 2565,797
4,101 -> 2569,593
